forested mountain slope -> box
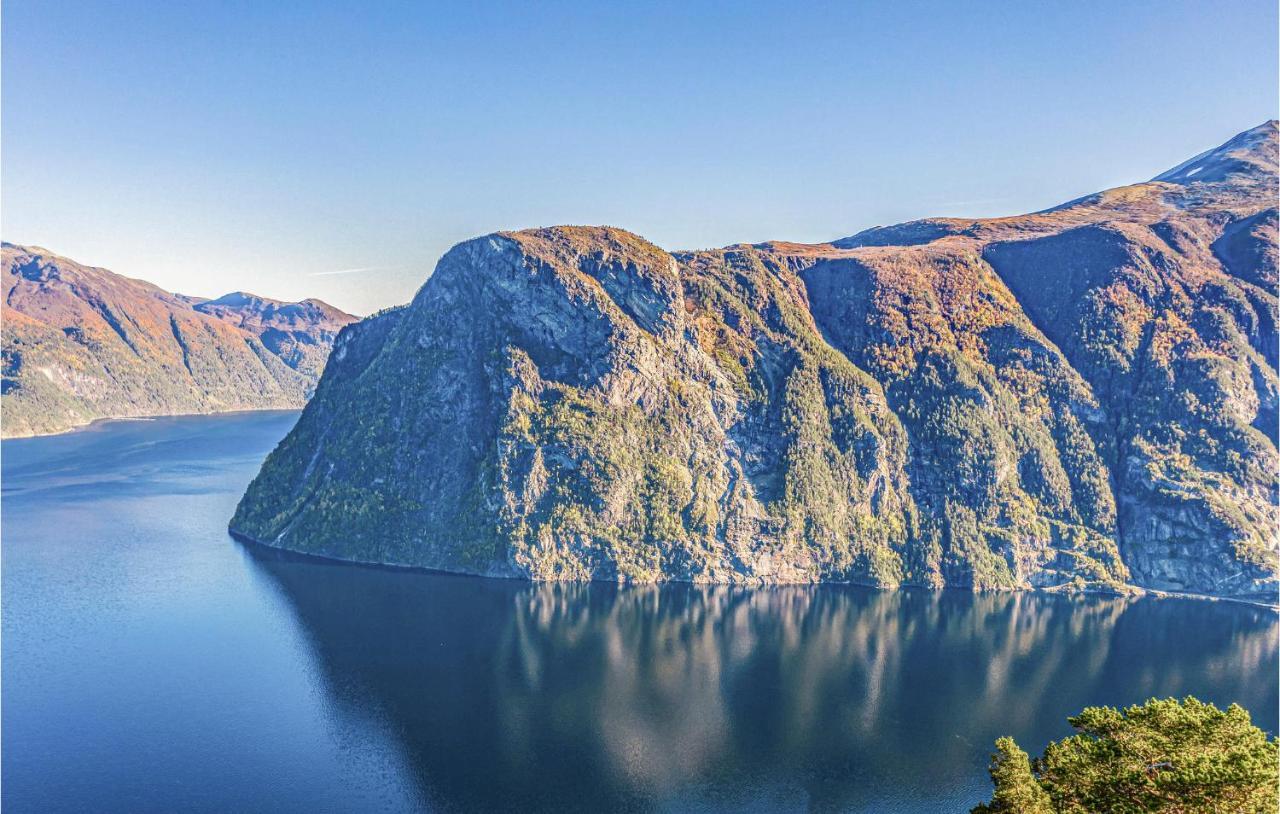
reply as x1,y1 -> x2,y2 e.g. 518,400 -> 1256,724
2,244 -> 355,437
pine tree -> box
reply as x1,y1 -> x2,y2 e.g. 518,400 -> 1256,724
971,697 -> 1278,813
972,737 -> 1052,813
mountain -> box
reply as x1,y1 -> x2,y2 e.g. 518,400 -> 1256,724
2,244 -> 357,437
231,122 -> 1279,599
192,292 -> 355,381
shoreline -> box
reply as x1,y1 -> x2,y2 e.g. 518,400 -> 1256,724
229,528 -> 1280,610
1,406 -> 304,442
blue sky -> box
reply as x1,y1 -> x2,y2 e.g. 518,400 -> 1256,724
4,0 -> 1277,314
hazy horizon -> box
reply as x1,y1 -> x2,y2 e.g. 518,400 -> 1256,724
4,0 -> 1277,315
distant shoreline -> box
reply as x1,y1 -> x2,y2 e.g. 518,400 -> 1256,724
0,406 -> 303,441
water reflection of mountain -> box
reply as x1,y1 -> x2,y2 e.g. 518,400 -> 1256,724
244,545 -> 1278,813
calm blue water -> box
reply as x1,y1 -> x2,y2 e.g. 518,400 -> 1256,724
2,412 -> 1276,813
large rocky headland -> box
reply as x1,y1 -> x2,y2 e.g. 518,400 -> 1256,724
231,123 -> 1279,600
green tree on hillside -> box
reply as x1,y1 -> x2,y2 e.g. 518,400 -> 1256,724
971,697 -> 1278,813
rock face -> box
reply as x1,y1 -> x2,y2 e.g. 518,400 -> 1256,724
2,244 -> 356,437
232,122 -> 1279,598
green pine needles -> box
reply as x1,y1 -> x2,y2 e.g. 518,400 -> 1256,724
972,697 -> 1278,813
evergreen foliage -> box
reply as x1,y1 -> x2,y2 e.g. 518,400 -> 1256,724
971,698 -> 1279,813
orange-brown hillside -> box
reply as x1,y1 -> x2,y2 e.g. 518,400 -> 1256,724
1,244 -> 356,437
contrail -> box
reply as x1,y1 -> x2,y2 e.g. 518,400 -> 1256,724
308,265 -> 399,277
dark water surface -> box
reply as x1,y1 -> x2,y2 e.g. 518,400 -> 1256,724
3,412 -> 1276,813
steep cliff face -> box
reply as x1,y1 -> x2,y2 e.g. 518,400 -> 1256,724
233,229 -> 922,584
232,122 -> 1278,598
1,244 -> 356,437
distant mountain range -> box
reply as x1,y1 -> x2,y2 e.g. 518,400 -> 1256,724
1,244 -> 356,437
231,121 -> 1278,600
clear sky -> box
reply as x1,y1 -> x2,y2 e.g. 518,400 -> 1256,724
3,0 -> 1277,315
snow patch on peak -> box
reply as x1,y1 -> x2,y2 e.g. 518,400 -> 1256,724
1152,121 -> 1278,185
